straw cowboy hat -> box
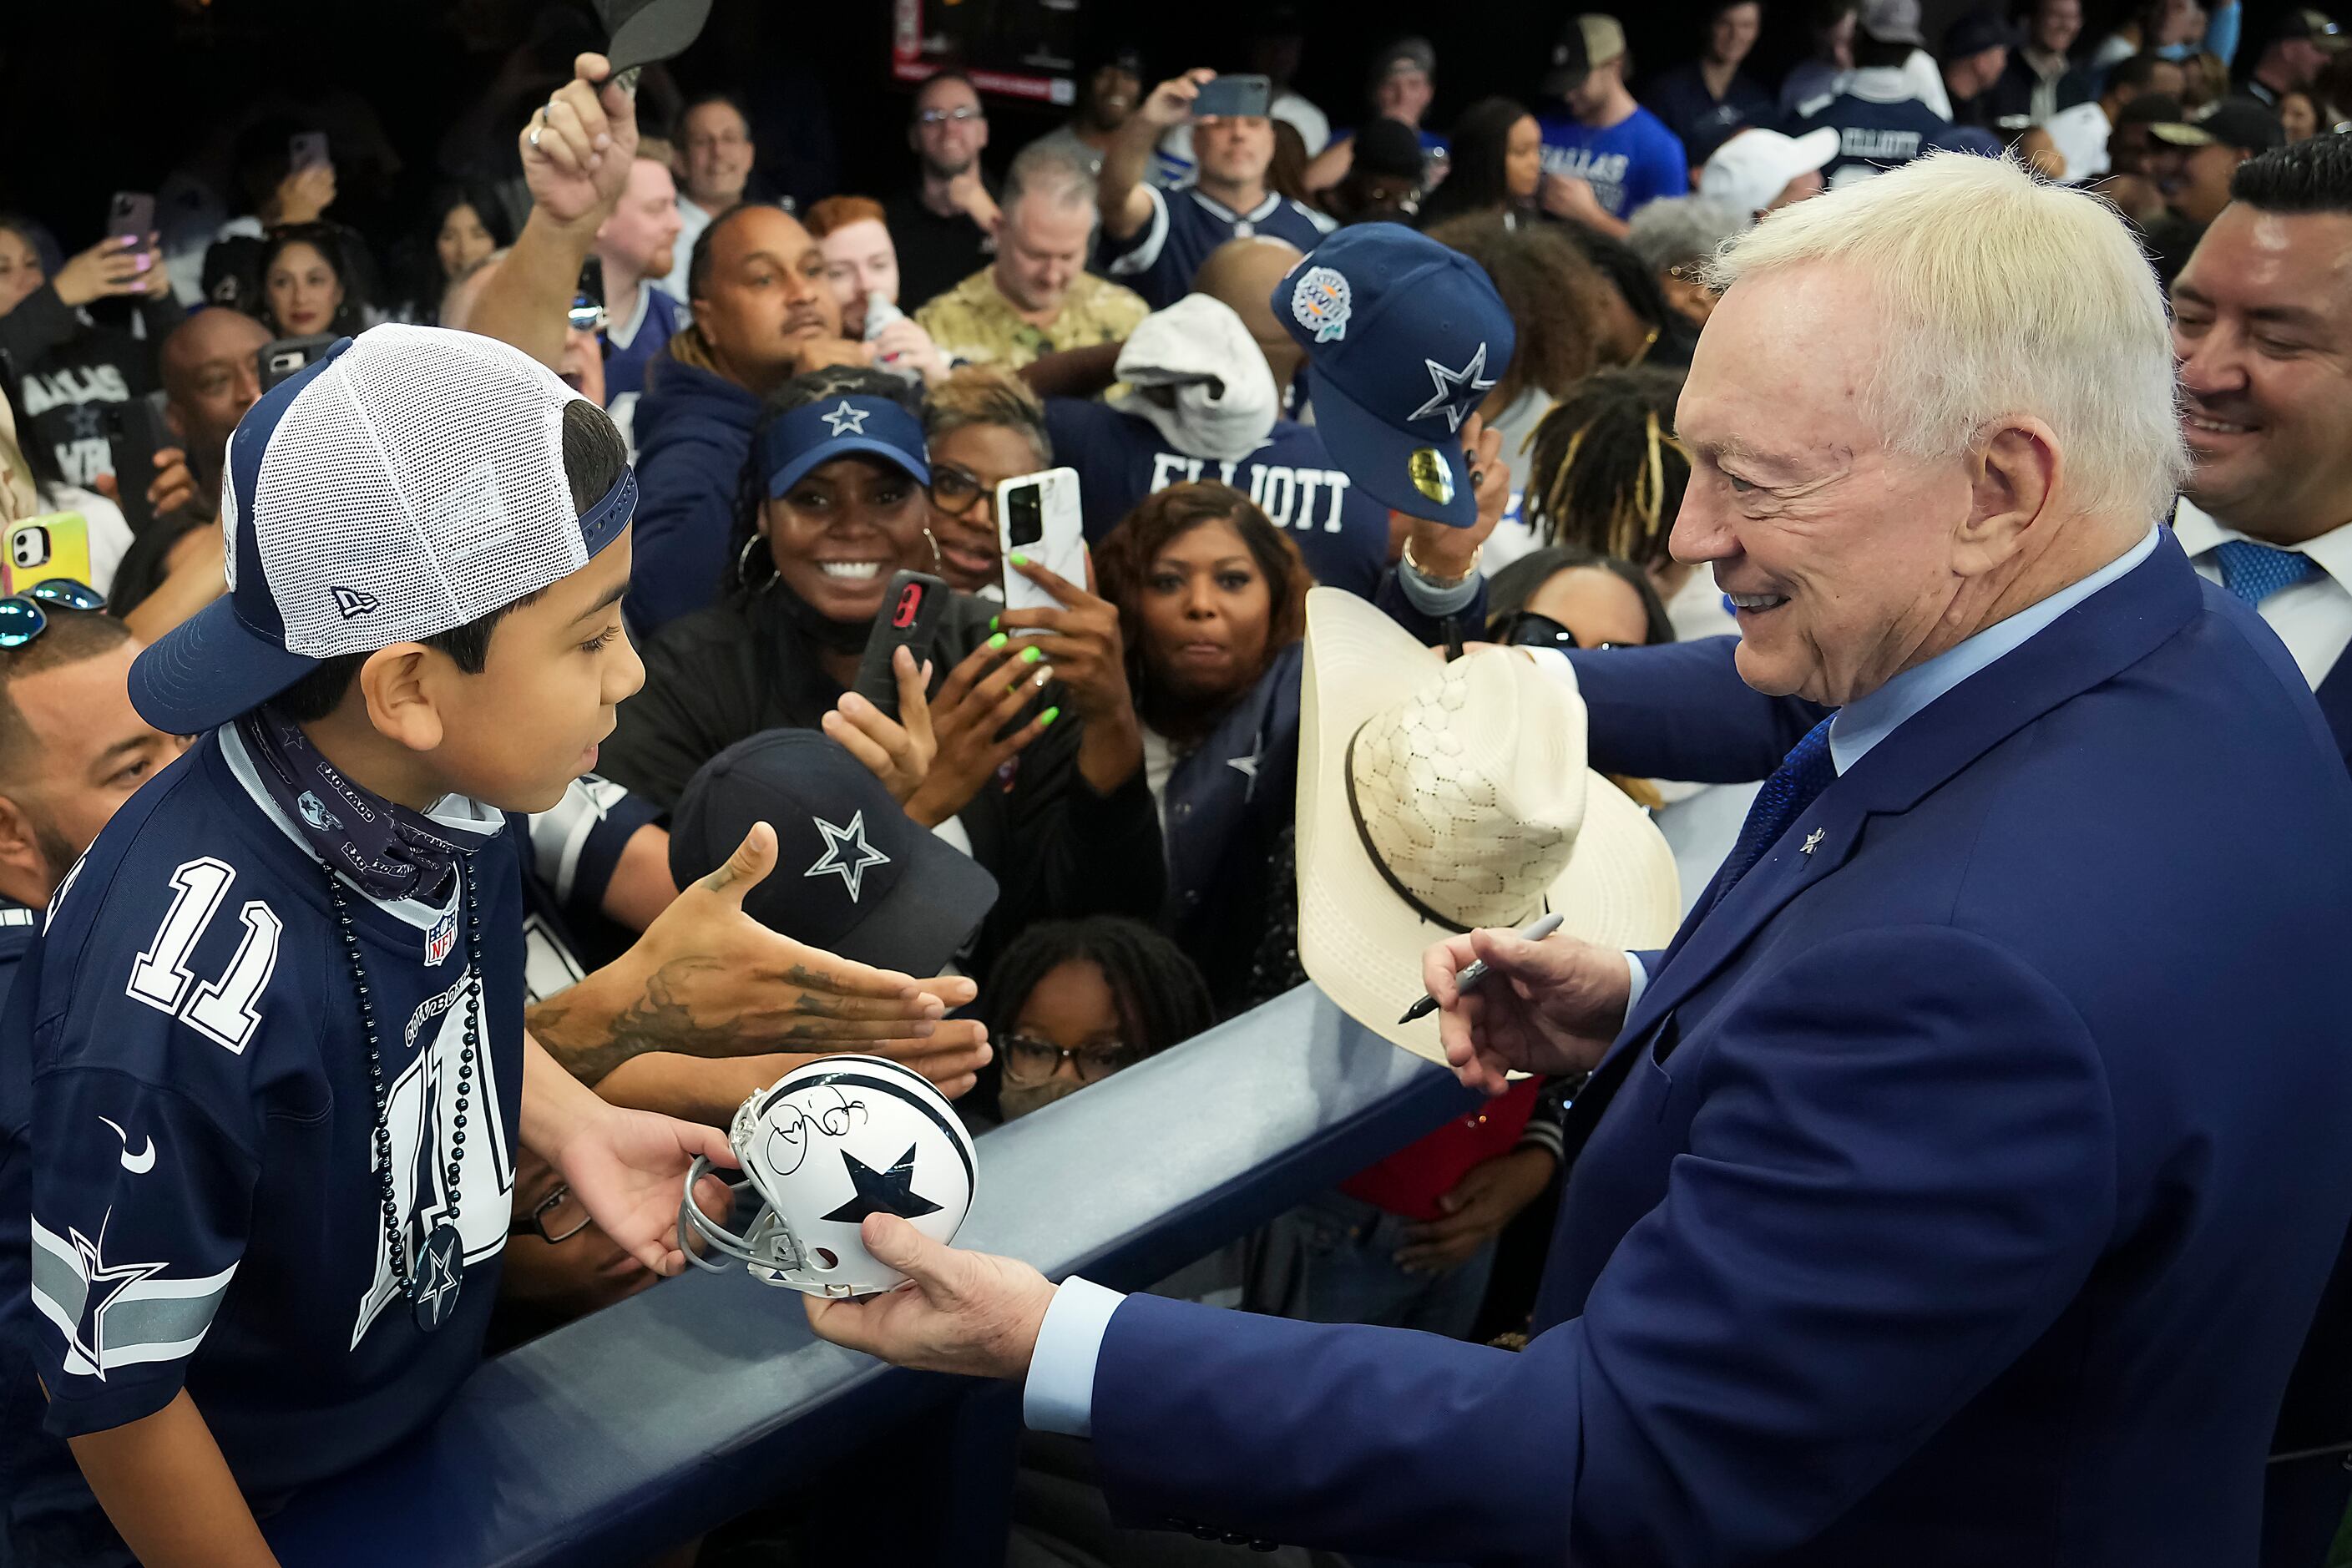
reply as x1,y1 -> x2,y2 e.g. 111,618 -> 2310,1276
1297,587 -> 1683,1064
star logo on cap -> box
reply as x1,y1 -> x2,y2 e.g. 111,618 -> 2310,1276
820,400 -> 871,438
1409,343 -> 1497,433
805,811 -> 892,902
821,1144 -> 943,1224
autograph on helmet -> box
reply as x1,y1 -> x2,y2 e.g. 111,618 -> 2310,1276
761,1088 -> 869,1178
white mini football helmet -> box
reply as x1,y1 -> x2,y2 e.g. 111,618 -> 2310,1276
680,1055 -> 978,1297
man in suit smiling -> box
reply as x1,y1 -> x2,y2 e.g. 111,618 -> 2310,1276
806,153 -> 2352,1568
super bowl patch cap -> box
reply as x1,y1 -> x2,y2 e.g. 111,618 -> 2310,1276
1272,223 -> 1515,527
669,729 -> 999,979
130,323 -> 635,735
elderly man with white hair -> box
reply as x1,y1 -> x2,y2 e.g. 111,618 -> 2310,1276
799,154 -> 2352,1566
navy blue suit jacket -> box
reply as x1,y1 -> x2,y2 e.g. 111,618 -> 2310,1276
1082,539 -> 2352,1565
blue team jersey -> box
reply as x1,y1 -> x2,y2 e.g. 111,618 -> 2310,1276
1044,399 -> 1392,599
1535,104 -> 1691,217
513,772 -> 660,1001
602,283 -> 685,407
0,726 -> 524,1563
0,899 -> 33,1020
1791,88 -> 1982,185
1100,185 -> 1337,310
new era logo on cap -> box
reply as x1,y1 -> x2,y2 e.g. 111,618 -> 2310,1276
127,325 -> 636,737
1272,225 -> 1515,528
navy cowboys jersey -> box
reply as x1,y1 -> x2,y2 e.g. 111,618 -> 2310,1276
1044,399 -> 1393,600
0,897 -> 34,1018
513,772 -> 660,1003
0,723 -> 524,1561
1100,185 -> 1336,311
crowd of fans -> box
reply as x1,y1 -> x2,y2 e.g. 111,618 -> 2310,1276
3,0 -> 2350,1561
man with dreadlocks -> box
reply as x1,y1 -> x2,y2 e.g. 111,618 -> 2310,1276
1490,367 -> 1737,645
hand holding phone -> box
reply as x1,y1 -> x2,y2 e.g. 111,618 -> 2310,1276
852,571 -> 950,721
289,132 -> 331,173
1191,73 -> 1272,120
995,469 -> 1086,625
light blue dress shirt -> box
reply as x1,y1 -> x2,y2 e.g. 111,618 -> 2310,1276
1021,526 -> 2162,1439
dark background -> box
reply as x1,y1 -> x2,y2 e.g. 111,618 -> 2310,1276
0,0 -> 2294,257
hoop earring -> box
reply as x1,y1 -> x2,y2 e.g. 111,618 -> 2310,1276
922,527 -> 945,577
736,534 -> 771,589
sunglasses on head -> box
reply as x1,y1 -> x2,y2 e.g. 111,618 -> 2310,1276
0,579 -> 108,649
1490,609 -> 1631,653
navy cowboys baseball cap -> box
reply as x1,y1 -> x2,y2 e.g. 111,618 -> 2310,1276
129,324 -> 635,735
669,729 -> 999,978
1272,224 -> 1516,528
760,394 -> 930,498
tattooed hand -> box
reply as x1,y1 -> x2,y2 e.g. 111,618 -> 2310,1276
528,822 -> 980,1085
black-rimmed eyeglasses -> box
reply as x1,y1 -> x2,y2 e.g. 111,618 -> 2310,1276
1000,1034 -> 1145,1085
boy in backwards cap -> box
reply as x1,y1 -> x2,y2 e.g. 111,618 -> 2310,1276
0,313 -> 745,1560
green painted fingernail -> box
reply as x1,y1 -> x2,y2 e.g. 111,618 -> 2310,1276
989,615 -> 999,633
1009,551 -> 1029,567
1020,645 -> 1042,664
988,632 -> 1008,650
1039,705 -> 1060,726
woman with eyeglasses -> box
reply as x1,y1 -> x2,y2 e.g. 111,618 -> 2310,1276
598,364 -> 1162,969
976,915 -> 1214,1124
918,367 -> 1050,594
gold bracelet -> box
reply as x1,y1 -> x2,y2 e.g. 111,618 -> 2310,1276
1402,537 -> 1481,589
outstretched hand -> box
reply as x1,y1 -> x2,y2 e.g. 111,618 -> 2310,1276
522,52 -> 640,225
551,1103 -> 738,1276
804,1214 -> 1057,1380
1423,926 -> 1632,1095
529,822 -> 979,1084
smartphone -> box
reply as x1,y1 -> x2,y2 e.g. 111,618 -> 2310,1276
572,255 -> 605,333
852,570 -> 950,721
3,513 -> 94,597
995,468 -> 1085,626
257,334 -> 336,392
1192,73 -> 1272,120
289,131 -> 330,173
107,191 -> 155,258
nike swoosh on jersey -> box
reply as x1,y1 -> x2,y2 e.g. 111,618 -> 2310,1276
98,1117 -> 157,1174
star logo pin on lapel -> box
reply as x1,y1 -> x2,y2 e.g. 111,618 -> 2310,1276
1800,828 -> 1825,856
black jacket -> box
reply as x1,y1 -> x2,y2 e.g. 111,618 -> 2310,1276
598,584 -> 1166,966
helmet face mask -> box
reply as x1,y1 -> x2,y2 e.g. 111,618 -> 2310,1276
680,1056 -> 979,1297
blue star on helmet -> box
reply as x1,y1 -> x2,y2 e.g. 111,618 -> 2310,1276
1408,343 -> 1497,434
819,400 -> 871,438
821,1144 -> 943,1224
805,810 -> 892,902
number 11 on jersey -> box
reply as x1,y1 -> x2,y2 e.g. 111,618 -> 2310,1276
127,857 -> 283,1054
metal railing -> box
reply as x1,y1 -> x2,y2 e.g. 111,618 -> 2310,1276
264,984 -> 1478,1567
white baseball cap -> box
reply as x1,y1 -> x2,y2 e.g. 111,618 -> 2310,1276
130,324 -> 635,734
1702,126 -> 1841,218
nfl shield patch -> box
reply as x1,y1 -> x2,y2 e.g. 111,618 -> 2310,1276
424,908 -> 458,966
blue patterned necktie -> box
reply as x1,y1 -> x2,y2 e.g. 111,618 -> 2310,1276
1710,716 -> 1838,912
2211,539 -> 2319,605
